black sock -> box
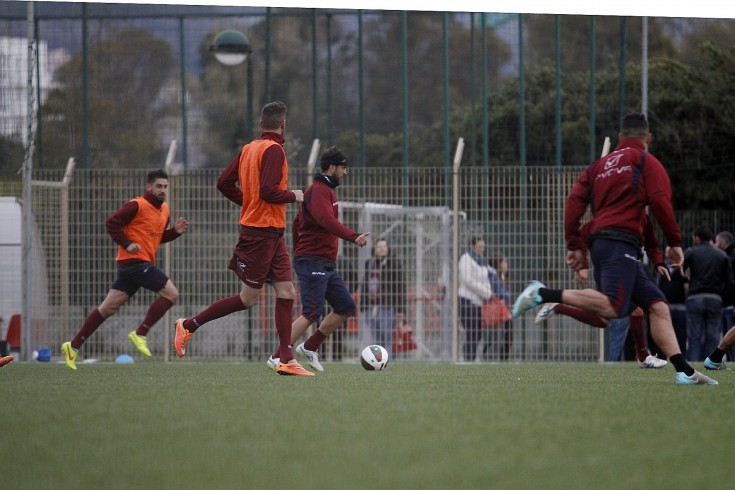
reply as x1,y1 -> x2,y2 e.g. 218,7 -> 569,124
539,288 -> 563,304
709,348 -> 726,363
669,354 -> 694,376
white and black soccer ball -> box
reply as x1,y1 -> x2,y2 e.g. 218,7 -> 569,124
360,345 -> 389,370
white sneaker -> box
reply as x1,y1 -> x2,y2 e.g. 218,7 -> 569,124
639,354 -> 667,369
266,355 -> 279,371
534,303 -> 558,324
296,343 -> 324,372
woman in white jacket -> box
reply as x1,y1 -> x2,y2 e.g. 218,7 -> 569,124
458,236 -> 493,361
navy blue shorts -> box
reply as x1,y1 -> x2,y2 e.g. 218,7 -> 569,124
294,258 -> 356,322
112,261 -> 170,297
590,238 -> 666,317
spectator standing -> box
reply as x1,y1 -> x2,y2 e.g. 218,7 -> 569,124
362,238 -> 405,355
458,237 -> 493,362
683,226 -> 734,361
483,253 -> 512,360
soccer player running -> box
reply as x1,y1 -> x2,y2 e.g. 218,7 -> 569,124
174,101 -> 312,376
535,214 -> 669,368
61,169 -> 188,369
267,146 -> 369,372
512,112 -> 717,385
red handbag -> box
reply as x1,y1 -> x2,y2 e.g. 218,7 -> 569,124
392,322 -> 418,353
481,297 -> 511,329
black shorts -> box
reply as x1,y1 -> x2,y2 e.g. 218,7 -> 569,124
112,261 -> 170,297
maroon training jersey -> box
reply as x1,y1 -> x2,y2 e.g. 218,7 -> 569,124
292,174 -> 360,262
565,137 -> 682,252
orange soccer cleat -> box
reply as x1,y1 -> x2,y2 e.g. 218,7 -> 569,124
0,355 -> 14,367
174,319 -> 193,358
275,359 -> 315,376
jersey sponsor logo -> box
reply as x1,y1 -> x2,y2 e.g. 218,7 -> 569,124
311,271 -> 327,276
596,165 -> 632,181
596,153 -> 633,181
603,154 -> 624,169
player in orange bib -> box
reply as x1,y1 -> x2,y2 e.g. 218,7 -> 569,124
173,101 -> 313,376
61,169 -> 188,369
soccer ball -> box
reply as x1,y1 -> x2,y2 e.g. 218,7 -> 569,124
360,345 -> 389,370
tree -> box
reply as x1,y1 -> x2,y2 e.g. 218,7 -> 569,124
39,27 -> 176,169
524,15 -> 677,73
420,39 -> 735,208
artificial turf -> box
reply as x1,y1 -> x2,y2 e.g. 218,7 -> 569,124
2,361 -> 732,489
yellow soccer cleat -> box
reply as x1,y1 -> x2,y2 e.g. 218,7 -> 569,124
61,341 -> 78,370
128,331 -> 152,357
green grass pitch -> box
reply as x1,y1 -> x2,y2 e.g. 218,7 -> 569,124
2,361 -> 732,489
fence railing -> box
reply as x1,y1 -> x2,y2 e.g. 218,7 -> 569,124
4,165 -> 731,363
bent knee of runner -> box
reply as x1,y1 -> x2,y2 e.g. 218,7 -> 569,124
335,307 -> 356,319
301,304 -> 325,323
334,296 -> 357,318
239,284 -> 261,308
159,282 -> 179,303
273,284 -> 297,301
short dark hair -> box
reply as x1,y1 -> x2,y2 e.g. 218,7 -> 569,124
693,226 -> 713,242
470,236 -> 484,246
717,231 -> 734,247
620,112 -> 649,139
147,168 -> 168,183
260,101 -> 287,130
320,146 -> 348,171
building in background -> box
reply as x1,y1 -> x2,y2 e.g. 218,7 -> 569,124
0,36 -> 52,144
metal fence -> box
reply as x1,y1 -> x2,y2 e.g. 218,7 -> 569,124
4,165 -> 729,364
2,3 -> 697,175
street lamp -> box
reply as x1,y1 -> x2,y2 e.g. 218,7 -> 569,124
210,30 -> 254,139
209,29 -> 252,65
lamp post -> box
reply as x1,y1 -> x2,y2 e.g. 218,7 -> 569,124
210,30 -> 254,140
209,30 -> 255,359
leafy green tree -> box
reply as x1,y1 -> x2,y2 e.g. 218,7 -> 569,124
194,14 -> 341,168
524,15 -> 677,72
423,39 -> 735,208
40,27 -> 175,169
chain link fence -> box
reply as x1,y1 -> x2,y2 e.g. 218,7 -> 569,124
5,165 -> 726,364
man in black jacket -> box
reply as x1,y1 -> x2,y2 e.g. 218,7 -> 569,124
684,226 -> 734,361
